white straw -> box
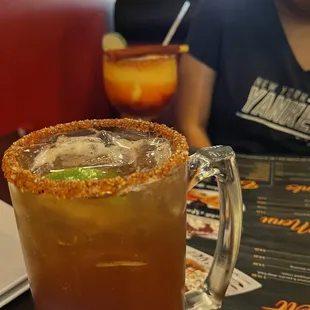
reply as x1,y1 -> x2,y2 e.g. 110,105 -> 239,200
162,0 -> 191,46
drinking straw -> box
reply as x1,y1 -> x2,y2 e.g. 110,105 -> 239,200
162,0 -> 191,46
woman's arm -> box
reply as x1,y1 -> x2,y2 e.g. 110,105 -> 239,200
176,53 -> 216,148
175,0 -> 222,148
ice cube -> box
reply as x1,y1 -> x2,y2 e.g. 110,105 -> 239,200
25,128 -> 172,176
111,128 -> 150,141
98,128 -> 147,149
136,137 -> 172,170
148,138 -> 172,165
31,135 -> 126,172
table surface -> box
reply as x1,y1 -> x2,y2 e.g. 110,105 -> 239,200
2,133 -> 308,310
0,133 -> 35,310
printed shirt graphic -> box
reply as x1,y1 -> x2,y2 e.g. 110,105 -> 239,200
237,77 -> 310,142
186,0 -> 310,156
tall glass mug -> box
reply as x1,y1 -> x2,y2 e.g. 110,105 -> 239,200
2,119 -> 243,310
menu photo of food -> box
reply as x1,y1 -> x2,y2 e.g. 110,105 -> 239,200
187,189 -> 220,209
186,188 -> 220,240
185,246 -> 262,296
186,214 -> 219,240
186,188 -> 246,240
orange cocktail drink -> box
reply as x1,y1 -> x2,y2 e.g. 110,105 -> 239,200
103,45 -> 186,118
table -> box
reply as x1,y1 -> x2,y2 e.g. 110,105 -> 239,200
1,133 -> 310,310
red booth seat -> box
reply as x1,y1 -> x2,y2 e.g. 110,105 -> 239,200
0,0 -> 114,135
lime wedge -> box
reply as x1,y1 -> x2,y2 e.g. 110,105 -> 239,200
102,32 -> 127,51
45,168 -> 117,181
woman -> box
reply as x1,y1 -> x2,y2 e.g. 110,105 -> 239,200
177,0 -> 310,155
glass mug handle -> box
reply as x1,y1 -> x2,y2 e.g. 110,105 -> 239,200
186,146 -> 243,310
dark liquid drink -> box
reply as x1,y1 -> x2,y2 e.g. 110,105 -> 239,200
12,182 -> 186,310
4,120 -> 188,310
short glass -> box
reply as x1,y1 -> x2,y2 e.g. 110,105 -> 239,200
2,119 -> 243,310
103,45 -> 182,119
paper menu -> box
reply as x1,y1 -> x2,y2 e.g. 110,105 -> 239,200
0,199 -> 28,307
186,246 -> 262,296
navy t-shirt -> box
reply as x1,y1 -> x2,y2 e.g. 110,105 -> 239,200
186,0 -> 310,156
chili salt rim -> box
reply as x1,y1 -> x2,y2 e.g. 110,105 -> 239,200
104,55 -> 176,69
2,119 -> 189,199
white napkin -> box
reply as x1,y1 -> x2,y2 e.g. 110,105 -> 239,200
0,200 -> 29,307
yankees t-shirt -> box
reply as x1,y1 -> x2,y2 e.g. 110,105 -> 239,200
186,0 -> 310,156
